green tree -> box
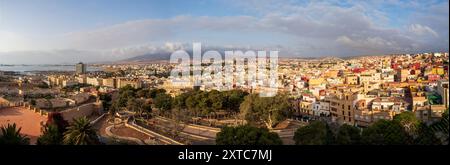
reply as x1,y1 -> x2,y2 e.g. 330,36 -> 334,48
393,111 -> 420,137
430,109 -> 449,144
136,89 -> 150,98
225,90 -> 248,112
126,99 -> 151,117
335,124 -> 361,145
63,117 -> 100,145
0,123 -> 30,145
293,121 -> 334,145
362,120 -> 411,145
154,93 -> 173,114
414,123 -> 441,145
173,92 -> 189,110
142,100 -> 153,115
46,112 -> 69,134
99,93 -> 112,112
37,124 -> 63,145
149,88 -> 167,98
216,125 -> 282,145
240,94 -> 291,129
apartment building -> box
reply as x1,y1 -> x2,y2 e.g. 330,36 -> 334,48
327,92 -> 358,125
117,78 -> 143,89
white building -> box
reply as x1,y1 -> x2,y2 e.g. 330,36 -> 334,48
312,101 -> 330,117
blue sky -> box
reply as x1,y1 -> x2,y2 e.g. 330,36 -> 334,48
0,0 -> 448,64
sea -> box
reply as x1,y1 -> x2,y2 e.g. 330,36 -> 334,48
0,65 -> 102,72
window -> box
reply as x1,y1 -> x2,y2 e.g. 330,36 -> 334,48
348,112 -> 351,116
342,111 -> 345,115
348,105 -> 351,110
343,116 -> 346,120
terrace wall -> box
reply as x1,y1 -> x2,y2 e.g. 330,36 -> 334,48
60,102 -> 102,123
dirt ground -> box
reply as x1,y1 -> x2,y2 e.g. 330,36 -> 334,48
0,107 -> 47,144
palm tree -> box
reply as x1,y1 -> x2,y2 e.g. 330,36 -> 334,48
63,117 -> 100,145
0,123 -> 30,145
37,124 -> 63,145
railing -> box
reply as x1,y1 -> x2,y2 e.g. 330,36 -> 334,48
126,117 -> 184,145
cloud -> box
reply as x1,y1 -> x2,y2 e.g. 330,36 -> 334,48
1,0 -> 448,64
0,31 -> 29,52
409,24 -> 438,37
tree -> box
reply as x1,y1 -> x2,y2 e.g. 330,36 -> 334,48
99,93 -> 112,111
430,109 -> 449,144
335,124 -> 361,145
224,90 -> 248,112
142,100 -> 153,117
393,111 -> 420,137
149,88 -> 167,98
37,124 -> 63,145
126,99 -> 151,117
293,121 -> 334,145
0,123 -> 30,145
136,89 -> 149,98
63,117 -> 100,145
414,123 -> 441,145
240,94 -> 291,129
46,112 -> 69,134
216,125 -> 282,145
154,93 -> 173,114
173,92 -> 189,110
362,120 -> 411,145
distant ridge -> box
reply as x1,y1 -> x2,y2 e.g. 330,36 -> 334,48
117,51 -> 444,64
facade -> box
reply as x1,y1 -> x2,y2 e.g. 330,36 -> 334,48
312,101 -> 330,117
102,78 -> 116,88
86,77 -> 103,86
117,78 -> 143,89
437,80 -> 449,108
76,62 -> 87,75
328,92 -> 358,125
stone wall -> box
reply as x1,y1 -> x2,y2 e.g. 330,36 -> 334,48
0,97 -> 9,108
60,102 -> 102,123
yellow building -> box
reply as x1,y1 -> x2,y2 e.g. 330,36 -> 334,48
431,67 -> 445,75
117,78 -> 142,89
353,99 -> 399,127
327,92 -> 357,125
299,101 -> 313,116
308,78 -> 325,87
323,70 -> 339,78
345,75 -> 359,85
102,78 -> 116,88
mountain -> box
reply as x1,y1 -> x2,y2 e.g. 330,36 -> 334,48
123,52 -> 171,62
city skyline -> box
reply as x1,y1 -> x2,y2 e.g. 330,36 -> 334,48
0,0 -> 449,64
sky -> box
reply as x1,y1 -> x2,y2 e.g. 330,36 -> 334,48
0,0 -> 449,64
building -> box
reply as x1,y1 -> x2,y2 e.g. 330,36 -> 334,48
117,78 -> 143,89
327,92 -> 358,125
102,78 -> 116,88
312,101 -> 330,117
397,69 -> 410,82
62,79 -> 78,87
86,77 -> 103,86
76,62 -> 87,75
345,75 -> 359,85
437,80 -> 449,108
415,105 -> 446,124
